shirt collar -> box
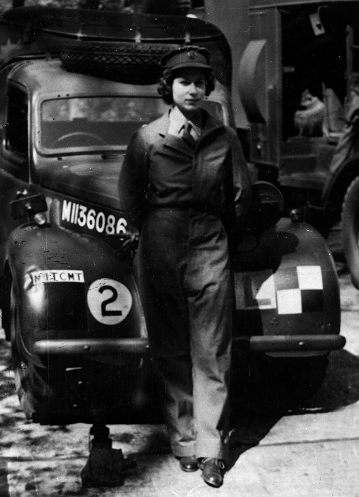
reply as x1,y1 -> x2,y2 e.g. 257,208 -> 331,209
168,106 -> 202,136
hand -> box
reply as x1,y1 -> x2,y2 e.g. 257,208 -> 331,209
117,228 -> 139,254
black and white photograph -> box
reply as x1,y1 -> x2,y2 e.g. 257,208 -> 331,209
0,0 -> 358,495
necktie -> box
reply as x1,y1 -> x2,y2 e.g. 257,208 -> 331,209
182,121 -> 198,149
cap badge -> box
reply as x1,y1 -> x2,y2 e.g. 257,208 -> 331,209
187,50 -> 197,60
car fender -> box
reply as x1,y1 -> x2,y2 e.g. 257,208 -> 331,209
233,217 -> 342,355
5,223 -> 146,363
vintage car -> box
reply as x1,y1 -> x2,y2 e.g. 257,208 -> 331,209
0,56 -> 345,415
0,4 -> 345,487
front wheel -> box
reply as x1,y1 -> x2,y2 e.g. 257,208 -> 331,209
9,282 -> 49,420
342,176 -> 359,288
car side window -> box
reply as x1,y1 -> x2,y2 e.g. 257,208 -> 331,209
6,85 -> 28,157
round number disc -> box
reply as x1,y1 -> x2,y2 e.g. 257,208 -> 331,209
87,278 -> 132,325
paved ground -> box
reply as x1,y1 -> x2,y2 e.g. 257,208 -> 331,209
1,235 -> 359,496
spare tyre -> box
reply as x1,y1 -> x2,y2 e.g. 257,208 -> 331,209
1,7 -> 231,87
61,42 -> 176,85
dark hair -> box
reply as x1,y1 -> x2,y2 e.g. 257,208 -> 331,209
157,68 -> 215,104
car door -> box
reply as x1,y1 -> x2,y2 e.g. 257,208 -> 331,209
0,78 -> 31,268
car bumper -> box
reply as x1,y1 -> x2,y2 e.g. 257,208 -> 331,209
33,334 -> 345,356
33,338 -> 150,355
235,334 -> 346,352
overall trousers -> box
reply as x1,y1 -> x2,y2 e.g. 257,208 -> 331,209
118,110 -> 251,461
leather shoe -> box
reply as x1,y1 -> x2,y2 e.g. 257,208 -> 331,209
198,458 -> 225,488
177,456 -> 198,472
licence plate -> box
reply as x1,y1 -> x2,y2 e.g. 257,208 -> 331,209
60,199 -> 127,237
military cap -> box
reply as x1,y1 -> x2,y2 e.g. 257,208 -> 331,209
161,45 -> 213,72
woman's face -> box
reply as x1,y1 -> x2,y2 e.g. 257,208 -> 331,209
172,68 -> 206,118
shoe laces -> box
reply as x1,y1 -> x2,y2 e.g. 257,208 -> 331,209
200,458 -> 225,470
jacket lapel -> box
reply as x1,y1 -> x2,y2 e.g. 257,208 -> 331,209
162,135 -> 194,158
152,110 -> 194,157
199,111 -> 227,143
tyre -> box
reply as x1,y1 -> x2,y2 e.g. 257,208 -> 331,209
342,175 -> 359,288
9,282 -> 49,420
61,42 -> 174,84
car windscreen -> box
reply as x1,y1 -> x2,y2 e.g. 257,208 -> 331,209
40,96 -> 224,151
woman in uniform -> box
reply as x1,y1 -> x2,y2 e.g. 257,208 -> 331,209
118,45 -> 251,488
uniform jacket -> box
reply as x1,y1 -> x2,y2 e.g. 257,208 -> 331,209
118,109 -> 251,234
